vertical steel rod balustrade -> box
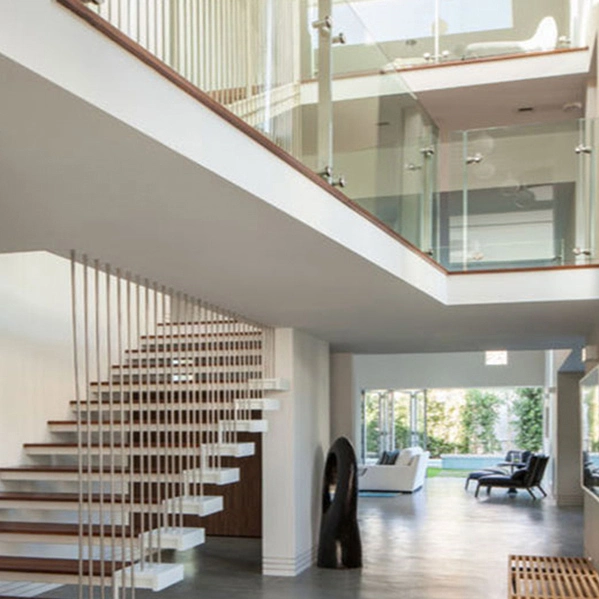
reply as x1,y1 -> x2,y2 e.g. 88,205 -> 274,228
71,252 -> 273,598
80,0 -> 302,156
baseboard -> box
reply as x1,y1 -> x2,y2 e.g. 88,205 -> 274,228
0,582 -> 62,597
557,493 -> 583,507
263,546 -> 316,577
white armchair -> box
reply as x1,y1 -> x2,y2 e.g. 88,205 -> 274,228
360,447 -> 429,493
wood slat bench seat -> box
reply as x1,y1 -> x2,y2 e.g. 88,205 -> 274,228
509,555 -> 599,598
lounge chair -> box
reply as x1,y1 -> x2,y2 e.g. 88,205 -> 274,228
464,16 -> 558,59
464,450 -> 531,490
474,454 -> 549,499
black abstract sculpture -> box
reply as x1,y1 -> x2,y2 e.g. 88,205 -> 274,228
317,436 -> 362,569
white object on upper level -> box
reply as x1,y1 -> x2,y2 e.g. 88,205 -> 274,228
464,16 -> 559,58
359,447 -> 430,492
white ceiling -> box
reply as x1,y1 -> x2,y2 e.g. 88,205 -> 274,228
0,53 -> 597,354
416,73 -> 588,131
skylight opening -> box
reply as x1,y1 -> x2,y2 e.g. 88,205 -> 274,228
485,350 -> 508,366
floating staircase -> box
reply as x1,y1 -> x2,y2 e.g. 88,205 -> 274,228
0,296 -> 281,598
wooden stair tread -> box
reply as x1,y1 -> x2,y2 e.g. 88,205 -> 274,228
0,596 -> 66,599
69,398 -> 256,404
0,465 -> 121,472
0,465 -> 195,475
24,443 -> 215,449
0,492 -> 135,503
0,555 -> 126,576
0,521 -> 131,536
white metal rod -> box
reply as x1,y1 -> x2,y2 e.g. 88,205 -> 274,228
160,287 -> 169,536
82,256 -> 93,597
136,277 -> 146,570
116,268 -> 127,596
167,289 -> 176,530
126,273 -> 136,598
94,260 -> 107,599
105,264 -> 117,586
175,292 -> 184,529
154,282 -> 162,561
144,279 -> 153,564
70,252 -> 84,599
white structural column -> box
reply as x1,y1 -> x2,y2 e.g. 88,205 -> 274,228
553,369 -> 585,506
262,329 -> 330,577
330,353 -> 359,448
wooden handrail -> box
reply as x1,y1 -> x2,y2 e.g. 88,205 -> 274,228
56,1 -> 599,278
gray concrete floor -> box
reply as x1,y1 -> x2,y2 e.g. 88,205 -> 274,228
148,477 -> 583,599
48,477 -> 585,599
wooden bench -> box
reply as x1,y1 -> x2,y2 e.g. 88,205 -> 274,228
509,555 -> 599,598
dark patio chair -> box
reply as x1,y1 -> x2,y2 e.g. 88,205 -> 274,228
464,450 -> 531,490
474,454 -> 549,499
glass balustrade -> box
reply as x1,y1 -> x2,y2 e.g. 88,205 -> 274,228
326,0 -> 439,251
437,118 -> 598,272
327,0 -> 585,73
67,0 -> 596,275
440,0 -> 572,63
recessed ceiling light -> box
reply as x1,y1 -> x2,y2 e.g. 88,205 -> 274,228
563,101 -> 582,112
485,350 -> 508,366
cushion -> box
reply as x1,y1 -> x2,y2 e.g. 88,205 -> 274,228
378,451 -> 390,465
467,469 -> 504,481
511,468 -> 528,483
478,474 -> 512,486
387,450 -> 400,465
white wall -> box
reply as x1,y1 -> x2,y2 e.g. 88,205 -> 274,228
355,350 -> 546,389
584,491 -> 599,563
583,322 -> 599,565
262,328 -> 330,577
554,371 -> 585,506
0,251 -> 75,468
330,353 -> 357,444
331,350 -> 547,448
0,251 -> 77,596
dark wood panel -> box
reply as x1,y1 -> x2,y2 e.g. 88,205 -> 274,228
187,432 -> 262,538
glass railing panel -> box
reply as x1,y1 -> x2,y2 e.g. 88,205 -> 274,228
440,0 -> 571,62
325,0 -> 580,72
440,119 -> 586,271
434,130 -> 467,269
328,0 -> 438,250
327,0 -> 437,75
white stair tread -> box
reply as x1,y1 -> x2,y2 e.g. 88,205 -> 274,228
71,398 -> 280,412
23,442 -> 255,457
49,419 -> 268,434
0,466 -> 240,485
143,527 -> 205,551
0,494 -> 222,516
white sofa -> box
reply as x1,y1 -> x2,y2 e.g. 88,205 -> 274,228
359,447 -> 429,493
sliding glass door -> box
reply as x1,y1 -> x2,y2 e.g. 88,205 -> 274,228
361,389 -> 427,463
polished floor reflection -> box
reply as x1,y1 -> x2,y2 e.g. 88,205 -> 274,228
148,478 -> 583,599
45,477 -> 584,599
